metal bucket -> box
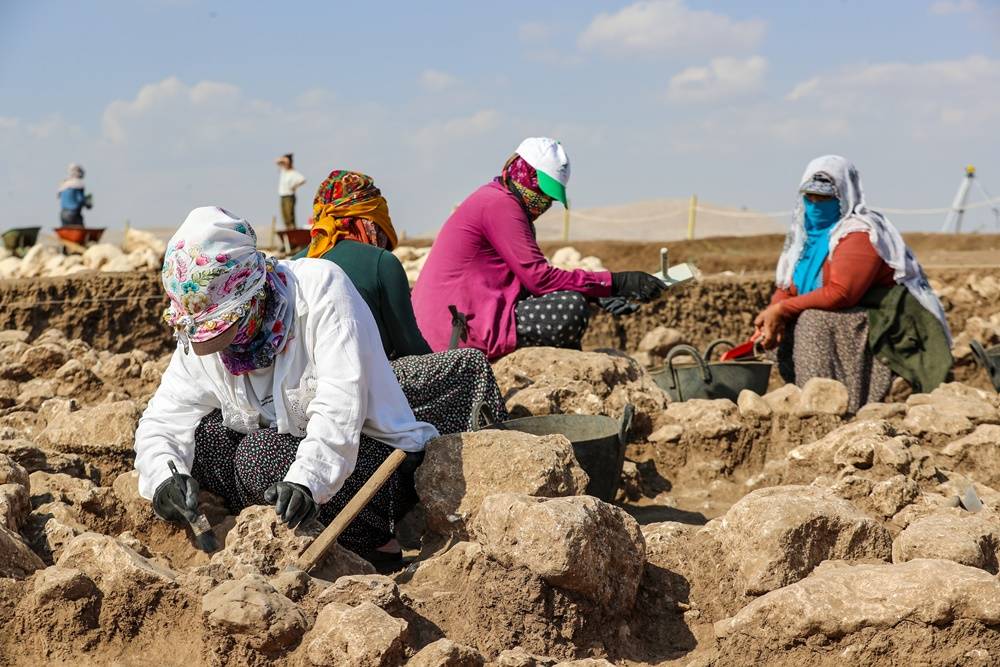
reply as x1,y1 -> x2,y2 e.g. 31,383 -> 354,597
2,227 -> 40,256
970,340 -> 1000,392
651,340 -> 772,402
473,402 -> 634,502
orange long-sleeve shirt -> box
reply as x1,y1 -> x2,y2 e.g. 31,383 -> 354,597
771,231 -> 895,316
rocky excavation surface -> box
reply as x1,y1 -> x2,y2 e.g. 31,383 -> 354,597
1,324 -> 1000,665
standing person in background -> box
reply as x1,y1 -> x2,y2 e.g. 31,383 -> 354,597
58,163 -> 92,227
412,137 -> 666,360
276,153 -> 306,229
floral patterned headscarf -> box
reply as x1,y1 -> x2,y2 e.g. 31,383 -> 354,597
162,207 -> 295,374
307,170 -> 399,258
502,154 -> 553,220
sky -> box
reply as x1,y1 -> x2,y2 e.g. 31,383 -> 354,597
1,0 -> 999,237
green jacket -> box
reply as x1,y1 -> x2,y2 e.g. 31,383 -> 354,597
294,241 -> 432,360
862,284 -> 952,393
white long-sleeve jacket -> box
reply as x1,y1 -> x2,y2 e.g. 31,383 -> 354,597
133,258 -> 439,504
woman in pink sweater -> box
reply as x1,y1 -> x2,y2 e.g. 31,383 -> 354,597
412,138 -> 666,360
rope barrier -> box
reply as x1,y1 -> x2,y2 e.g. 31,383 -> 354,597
0,295 -> 166,308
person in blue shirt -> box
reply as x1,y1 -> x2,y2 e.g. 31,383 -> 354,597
58,163 -> 92,226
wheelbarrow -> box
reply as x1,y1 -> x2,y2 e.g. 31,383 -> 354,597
473,402 -> 634,502
970,340 -> 1000,392
54,227 -> 105,254
277,229 -> 312,254
1,227 -> 40,257
650,339 -> 772,402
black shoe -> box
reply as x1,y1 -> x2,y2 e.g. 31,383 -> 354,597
360,549 -> 405,575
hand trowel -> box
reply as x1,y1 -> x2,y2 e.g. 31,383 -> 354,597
167,460 -> 219,553
652,247 -> 697,288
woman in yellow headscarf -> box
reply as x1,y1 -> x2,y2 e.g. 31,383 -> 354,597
307,170 -> 398,258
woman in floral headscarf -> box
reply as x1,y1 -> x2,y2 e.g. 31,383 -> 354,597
412,137 -> 667,360
134,206 -> 438,570
299,169 -> 509,439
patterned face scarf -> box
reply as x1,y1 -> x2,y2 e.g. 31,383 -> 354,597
307,170 -> 399,258
162,207 -> 295,375
502,155 -> 553,220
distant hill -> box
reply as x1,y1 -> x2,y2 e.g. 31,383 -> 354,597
532,198 -> 788,241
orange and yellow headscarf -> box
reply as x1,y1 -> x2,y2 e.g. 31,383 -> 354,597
307,170 -> 398,258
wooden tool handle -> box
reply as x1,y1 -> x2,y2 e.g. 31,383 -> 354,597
294,447 -> 408,572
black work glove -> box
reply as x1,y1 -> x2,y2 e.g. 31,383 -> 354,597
153,474 -> 200,524
264,481 -> 318,529
611,271 -> 667,301
597,296 -> 640,317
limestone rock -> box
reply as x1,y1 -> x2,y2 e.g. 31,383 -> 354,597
492,347 -> 667,436
785,420 -> 935,484
0,379 -> 18,409
892,508 -> 1000,572
869,475 -> 920,518
15,379 -> 57,411
712,485 -> 892,595
715,559 -> 1000,644
26,501 -> 88,562
31,565 -> 99,606
796,377 -> 849,416
0,483 -> 29,532
209,505 -> 375,579
0,523 -> 45,578
267,568 -> 311,602
661,399 -> 741,438
51,359 -> 104,401
56,532 -> 176,588
763,384 -> 801,414
38,400 -> 142,454
855,402 -> 906,422
305,601 -> 408,667
0,439 -> 88,477
902,404 -> 974,438
202,574 -> 307,652
647,424 -> 682,443
907,383 -> 1000,424
637,326 -> 685,359
941,424 -> 1000,488
19,344 -> 67,378
0,330 -> 29,345
0,454 -> 29,489
315,574 -> 403,613
415,430 -> 589,539
471,493 -> 644,612
408,638 -> 485,667
737,390 -> 772,419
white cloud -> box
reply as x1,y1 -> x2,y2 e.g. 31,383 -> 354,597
410,109 -> 501,150
929,0 -> 978,14
418,69 -> 459,93
579,0 -> 765,56
667,56 -> 767,103
783,56 -> 1000,135
102,76 -> 260,146
518,21 -> 551,42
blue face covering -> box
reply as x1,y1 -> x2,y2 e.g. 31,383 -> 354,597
792,197 -> 841,295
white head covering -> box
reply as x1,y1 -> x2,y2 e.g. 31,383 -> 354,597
58,163 -> 85,192
775,155 -> 951,341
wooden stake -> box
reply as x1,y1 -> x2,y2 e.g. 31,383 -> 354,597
687,194 -> 698,241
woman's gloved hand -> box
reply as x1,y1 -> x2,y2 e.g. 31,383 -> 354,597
611,272 -> 667,301
597,296 -> 640,317
264,481 -> 318,529
153,474 -> 200,524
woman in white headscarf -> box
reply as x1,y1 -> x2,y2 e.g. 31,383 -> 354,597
133,207 -> 438,570
753,155 -> 952,412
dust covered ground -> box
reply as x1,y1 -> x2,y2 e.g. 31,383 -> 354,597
1,234 -> 1000,666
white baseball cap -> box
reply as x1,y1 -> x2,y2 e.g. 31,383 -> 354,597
515,137 -> 570,206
